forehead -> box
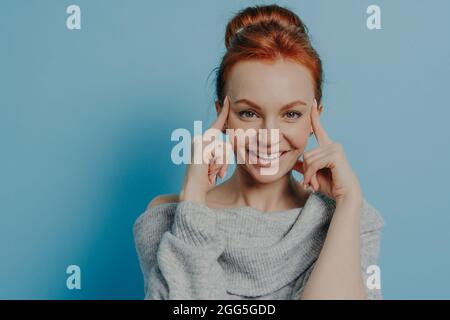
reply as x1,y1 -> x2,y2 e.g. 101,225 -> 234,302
226,58 -> 315,105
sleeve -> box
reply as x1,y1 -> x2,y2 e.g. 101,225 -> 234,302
290,260 -> 317,300
135,200 -> 229,300
291,197 -> 385,300
359,198 -> 385,300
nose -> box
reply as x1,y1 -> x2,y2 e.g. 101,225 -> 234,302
258,118 -> 281,153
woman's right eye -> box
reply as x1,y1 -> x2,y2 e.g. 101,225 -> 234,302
238,110 -> 257,119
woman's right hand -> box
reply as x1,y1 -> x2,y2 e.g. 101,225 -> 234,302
179,96 -> 231,204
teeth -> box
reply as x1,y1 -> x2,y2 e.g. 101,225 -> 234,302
248,150 -> 283,162
259,152 -> 281,160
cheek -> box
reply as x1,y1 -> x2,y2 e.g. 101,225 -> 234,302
227,113 -> 256,131
226,116 -> 258,151
282,121 -> 310,150
226,116 -> 310,154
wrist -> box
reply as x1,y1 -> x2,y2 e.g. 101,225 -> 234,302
335,179 -> 362,207
335,193 -> 363,210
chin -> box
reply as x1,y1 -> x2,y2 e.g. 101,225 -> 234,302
245,167 -> 288,184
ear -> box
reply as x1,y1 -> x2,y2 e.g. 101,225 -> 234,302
317,102 -> 324,116
215,100 -> 222,116
310,102 -> 324,135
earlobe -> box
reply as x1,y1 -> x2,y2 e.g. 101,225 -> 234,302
315,106 -> 323,134
215,100 -> 222,116
318,103 -> 324,115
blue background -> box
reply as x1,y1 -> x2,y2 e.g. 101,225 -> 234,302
1,0 -> 449,299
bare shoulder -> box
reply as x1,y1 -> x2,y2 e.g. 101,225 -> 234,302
147,194 -> 179,210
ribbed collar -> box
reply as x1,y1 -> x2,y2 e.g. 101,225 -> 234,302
212,191 -> 336,297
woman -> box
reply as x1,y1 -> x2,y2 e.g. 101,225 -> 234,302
134,4 -> 384,300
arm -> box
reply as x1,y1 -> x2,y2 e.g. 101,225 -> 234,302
298,197 -> 383,300
137,98 -> 232,299
300,196 -> 366,299
139,200 -> 229,300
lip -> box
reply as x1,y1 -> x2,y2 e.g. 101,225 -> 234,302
246,149 -> 290,165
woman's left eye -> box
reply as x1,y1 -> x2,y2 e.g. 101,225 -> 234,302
284,111 -> 302,119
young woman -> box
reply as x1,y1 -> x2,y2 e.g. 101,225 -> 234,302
134,4 -> 384,300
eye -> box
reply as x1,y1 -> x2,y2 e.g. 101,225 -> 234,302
284,111 -> 302,119
238,110 -> 258,119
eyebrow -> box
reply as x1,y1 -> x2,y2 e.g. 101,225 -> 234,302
233,98 -> 307,111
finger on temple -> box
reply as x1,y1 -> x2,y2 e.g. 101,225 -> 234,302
210,95 -> 230,131
311,98 -> 332,145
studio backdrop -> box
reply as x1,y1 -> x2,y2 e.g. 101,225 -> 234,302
0,0 -> 449,299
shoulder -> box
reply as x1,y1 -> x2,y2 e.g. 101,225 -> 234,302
360,198 -> 385,233
133,195 -> 180,272
146,194 -> 180,210
133,194 -> 179,241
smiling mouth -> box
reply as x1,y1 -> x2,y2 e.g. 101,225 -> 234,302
247,149 -> 290,164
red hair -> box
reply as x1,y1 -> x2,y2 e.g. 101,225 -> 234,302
215,4 -> 323,106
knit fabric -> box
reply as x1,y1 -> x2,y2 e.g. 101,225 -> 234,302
133,191 -> 384,300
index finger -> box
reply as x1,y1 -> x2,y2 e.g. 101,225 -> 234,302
210,95 -> 230,131
311,98 -> 332,145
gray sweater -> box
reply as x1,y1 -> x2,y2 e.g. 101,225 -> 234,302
133,191 -> 384,300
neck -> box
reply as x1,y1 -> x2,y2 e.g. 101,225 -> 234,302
226,166 -> 304,212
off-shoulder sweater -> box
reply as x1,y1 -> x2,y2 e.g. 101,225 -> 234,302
133,191 -> 384,300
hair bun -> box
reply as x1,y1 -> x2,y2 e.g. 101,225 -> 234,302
225,4 -> 308,49
216,4 -> 323,106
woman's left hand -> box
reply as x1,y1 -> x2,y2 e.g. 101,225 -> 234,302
293,99 -> 362,204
